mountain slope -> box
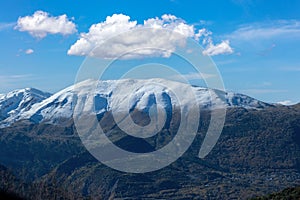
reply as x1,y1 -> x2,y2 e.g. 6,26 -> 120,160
0,79 -> 271,128
0,104 -> 299,199
253,186 -> 300,200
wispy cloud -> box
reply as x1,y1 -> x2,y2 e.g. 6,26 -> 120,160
279,66 -> 300,72
240,89 -> 287,94
257,43 -> 276,56
193,20 -> 213,26
248,82 -> 273,88
0,74 -> 37,92
0,22 -> 15,31
261,82 -> 272,86
169,72 -> 216,84
227,20 -> 300,41
214,59 -> 238,66
0,74 -> 34,81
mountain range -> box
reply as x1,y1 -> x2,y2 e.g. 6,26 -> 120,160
0,78 -> 299,199
0,78 -> 271,128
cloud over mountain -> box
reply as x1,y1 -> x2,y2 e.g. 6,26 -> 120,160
67,14 -> 233,59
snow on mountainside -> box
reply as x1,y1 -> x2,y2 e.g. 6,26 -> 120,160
0,88 -> 51,123
0,79 -> 271,127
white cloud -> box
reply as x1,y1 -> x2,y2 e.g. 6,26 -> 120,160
25,48 -> 34,54
68,14 -> 233,59
228,20 -> 300,41
16,48 -> 34,56
277,100 -> 295,106
202,40 -> 234,56
15,10 -> 77,38
195,28 -> 211,42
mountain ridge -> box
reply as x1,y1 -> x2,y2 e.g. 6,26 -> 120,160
0,78 -> 272,128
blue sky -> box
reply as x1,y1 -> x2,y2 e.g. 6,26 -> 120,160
0,0 -> 299,104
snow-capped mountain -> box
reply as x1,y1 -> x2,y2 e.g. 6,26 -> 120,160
0,88 -> 51,123
0,79 -> 271,127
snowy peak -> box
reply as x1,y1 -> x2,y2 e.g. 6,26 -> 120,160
0,79 -> 272,127
0,88 -> 51,121
22,84 -> 76,123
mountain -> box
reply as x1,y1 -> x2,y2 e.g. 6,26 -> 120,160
0,78 -> 271,127
0,88 -> 51,126
0,102 -> 299,199
1,78 -> 299,199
